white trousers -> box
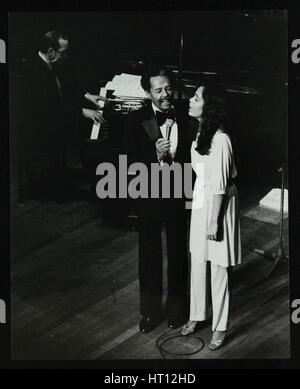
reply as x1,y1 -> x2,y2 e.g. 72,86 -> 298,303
189,259 -> 230,332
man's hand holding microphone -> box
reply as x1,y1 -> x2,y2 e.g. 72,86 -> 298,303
155,118 -> 174,161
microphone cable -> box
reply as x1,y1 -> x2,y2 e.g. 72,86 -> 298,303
155,328 -> 205,359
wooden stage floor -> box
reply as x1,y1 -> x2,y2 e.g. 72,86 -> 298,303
11,175 -> 290,360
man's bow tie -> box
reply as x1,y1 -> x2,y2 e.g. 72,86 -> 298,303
156,110 -> 175,126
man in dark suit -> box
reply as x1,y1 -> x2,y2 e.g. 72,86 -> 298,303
17,30 -> 105,202
127,65 -> 190,333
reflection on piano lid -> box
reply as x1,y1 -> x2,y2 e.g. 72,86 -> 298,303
167,67 -> 262,96
171,68 -> 218,76
182,80 -> 260,96
221,84 -> 260,95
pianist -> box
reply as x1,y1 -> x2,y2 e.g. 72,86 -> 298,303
17,30 -> 105,201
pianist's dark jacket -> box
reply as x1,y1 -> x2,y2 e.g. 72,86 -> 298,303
17,54 -> 81,164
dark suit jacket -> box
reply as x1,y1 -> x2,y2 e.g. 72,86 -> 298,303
18,55 -> 80,158
127,102 -> 191,220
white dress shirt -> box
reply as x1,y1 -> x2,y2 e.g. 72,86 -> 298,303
152,103 -> 178,161
38,51 -> 62,97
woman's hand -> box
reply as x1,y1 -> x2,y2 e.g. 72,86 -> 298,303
206,220 -> 218,241
207,194 -> 224,241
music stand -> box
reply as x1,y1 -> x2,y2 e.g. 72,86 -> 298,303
254,164 -> 289,279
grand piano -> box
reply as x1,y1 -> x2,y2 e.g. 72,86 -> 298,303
10,10 -> 287,208
77,10 -> 287,206
83,77 -> 287,185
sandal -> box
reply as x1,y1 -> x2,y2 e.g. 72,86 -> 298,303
181,320 -> 197,336
208,331 -> 226,350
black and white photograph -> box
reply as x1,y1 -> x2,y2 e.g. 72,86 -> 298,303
5,8 -> 293,364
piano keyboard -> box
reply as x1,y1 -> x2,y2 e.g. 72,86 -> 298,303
90,87 -> 107,140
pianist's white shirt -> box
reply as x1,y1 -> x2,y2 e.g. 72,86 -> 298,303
38,51 -> 62,97
152,103 -> 178,161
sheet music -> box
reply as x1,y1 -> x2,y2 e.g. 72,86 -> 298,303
105,73 -> 147,98
90,73 -> 147,140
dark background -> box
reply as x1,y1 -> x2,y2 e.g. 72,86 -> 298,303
9,11 -> 288,182
10,11 -> 287,77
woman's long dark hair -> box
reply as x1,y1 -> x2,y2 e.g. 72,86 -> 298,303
193,85 -> 228,155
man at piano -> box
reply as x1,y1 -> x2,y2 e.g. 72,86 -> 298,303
127,65 -> 190,333
18,30 -> 106,201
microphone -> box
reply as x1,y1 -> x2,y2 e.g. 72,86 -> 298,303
165,118 -> 174,141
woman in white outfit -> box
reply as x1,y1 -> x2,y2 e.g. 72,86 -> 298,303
181,85 -> 241,350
